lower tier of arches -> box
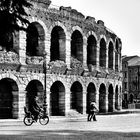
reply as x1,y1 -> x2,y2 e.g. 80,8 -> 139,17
0,75 -> 122,119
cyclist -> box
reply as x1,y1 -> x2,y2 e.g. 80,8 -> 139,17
28,96 -> 40,122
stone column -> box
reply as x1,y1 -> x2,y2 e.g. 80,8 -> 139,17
95,91 -> 99,109
19,31 -> 26,65
113,48 -> 116,70
46,90 -> 50,115
46,84 -> 50,115
119,53 -> 122,72
65,87 -> 71,116
65,35 -> 71,69
105,93 -> 108,113
83,36 -> 88,69
82,89 -> 87,115
18,87 -> 26,120
113,93 -> 116,111
106,48 -> 109,70
96,42 -> 100,70
118,91 -> 122,110
45,33 -> 51,64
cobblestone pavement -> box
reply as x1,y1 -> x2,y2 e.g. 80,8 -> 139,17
0,114 -> 140,139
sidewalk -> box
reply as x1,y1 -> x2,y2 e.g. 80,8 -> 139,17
0,109 -> 140,126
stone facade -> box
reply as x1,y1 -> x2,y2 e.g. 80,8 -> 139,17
122,56 -> 140,108
0,0 -> 122,119
122,56 -> 140,107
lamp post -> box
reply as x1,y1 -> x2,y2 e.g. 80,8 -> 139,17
43,52 -> 47,113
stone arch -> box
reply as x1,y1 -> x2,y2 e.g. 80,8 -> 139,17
87,34 -> 97,66
26,21 -> 45,56
108,84 -> 114,112
0,78 -> 19,119
86,31 -> 98,41
49,21 -> 68,36
71,26 -> 84,36
99,83 -> 106,113
70,81 -> 83,113
0,73 -> 18,84
71,29 -> 83,62
86,82 -> 96,113
115,85 -> 119,110
50,26 -> 66,62
26,80 -> 44,108
115,38 -> 119,71
108,41 -> 114,69
50,81 -> 65,116
99,37 -> 106,67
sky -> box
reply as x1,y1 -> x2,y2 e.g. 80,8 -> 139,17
51,0 -> 140,56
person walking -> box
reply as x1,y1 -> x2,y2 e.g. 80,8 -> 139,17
87,102 -> 98,121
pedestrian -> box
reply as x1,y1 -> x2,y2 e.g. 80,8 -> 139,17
87,102 -> 98,121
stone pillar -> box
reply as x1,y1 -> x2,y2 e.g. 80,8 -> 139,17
65,35 -> 71,69
118,53 -> 121,72
45,33 -> 51,64
83,89 -> 87,115
96,42 -> 100,70
83,36 -> 88,69
19,31 -> 26,65
119,53 -> 122,72
65,87 -> 71,116
105,94 -> 108,113
113,93 -> 115,111
46,84 -> 50,115
46,91 -> 50,115
18,88 -> 26,120
95,91 -> 99,109
113,48 -> 115,70
118,91 -> 122,110
106,48 -> 109,70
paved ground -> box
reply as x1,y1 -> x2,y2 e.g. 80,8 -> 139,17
0,113 -> 140,139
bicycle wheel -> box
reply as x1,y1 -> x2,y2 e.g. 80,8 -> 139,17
39,116 -> 49,125
23,116 -> 34,126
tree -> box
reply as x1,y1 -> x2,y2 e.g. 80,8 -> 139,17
0,0 -> 32,51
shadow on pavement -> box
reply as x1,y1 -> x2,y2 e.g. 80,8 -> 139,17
0,130 -> 140,140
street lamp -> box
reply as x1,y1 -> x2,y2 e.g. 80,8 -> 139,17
43,51 -> 47,113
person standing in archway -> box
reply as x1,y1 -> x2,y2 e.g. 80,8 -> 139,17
87,102 -> 98,121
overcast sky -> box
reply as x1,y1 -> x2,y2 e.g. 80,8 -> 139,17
51,0 -> 140,56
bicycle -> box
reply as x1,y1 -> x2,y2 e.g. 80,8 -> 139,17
23,106 -> 49,126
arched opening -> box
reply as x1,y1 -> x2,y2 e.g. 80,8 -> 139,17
26,80 -> 44,109
50,26 -> 66,62
115,85 -> 119,109
50,81 -> 65,116
108,42 -> 114,69
99,38 -> 106,67
99,83 -> 106,113
115,40 -> 119,71
108,84 -> 114,112
87,35 -> 97,66
71,81 -> 83,113
71,30 -> 83,62
86,83 -> 96,114
26,22 -> 45,56
0,78 -> 18,119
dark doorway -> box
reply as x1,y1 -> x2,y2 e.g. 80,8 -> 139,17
50,81 -> 65,116
0,78 -> 18,119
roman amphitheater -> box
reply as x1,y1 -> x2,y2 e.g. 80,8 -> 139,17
0,0 -> 122,119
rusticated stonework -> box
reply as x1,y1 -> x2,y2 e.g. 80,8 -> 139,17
0,0 -> 122,119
